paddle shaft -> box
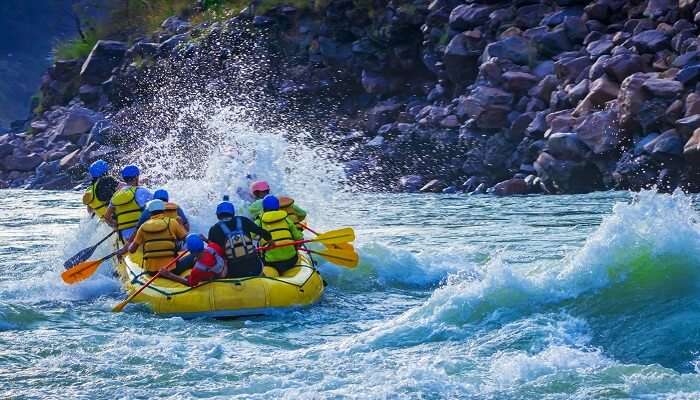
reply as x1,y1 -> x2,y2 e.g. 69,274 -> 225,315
64,231 -> 116,269
257,238 -> 316,252
94,230 -> 116,248
112,253 -> 186,312
299,223 -> 318,235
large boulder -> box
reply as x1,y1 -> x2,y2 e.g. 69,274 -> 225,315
574,109 -> 622,155
644,0 -> 674,19
58,106 -> 103,140
449,4 -> 493,30
582,76 -> 619,107
618,73 -> 653,135
676,115 -> 700,136
398,175 -> 426,192
683,128 -> 700,162
161,16 -> 191,34
502,71 -> 539,93
586,38 -> 614,57
80,40 -> 128,85
492,178 -> 529,196
2,153 -> 43,172
630,30 -> 670,53
534,151 -> 603,193
547,132 -> 590,160
483,36 -> 533,65
644,130 -> 684,156
555,56 -> 591,83
641,78 -> 684,98
529,74 -> 558,101
534,28 -> 574,57
602,54 -> 644,83
443,33 -> 480,85
458,86 -> 513,129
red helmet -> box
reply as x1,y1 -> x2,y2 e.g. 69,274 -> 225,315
250,180 -> 270,195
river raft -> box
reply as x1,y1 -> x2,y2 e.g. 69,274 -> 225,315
114,249 -> 325,318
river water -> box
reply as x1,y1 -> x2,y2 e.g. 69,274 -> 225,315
3,185 -> 700,399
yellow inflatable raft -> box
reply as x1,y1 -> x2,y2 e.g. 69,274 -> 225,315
114,249 -> 325,318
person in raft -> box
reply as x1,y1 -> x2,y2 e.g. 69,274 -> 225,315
82,159 -> 120,219
135,188 -> 190,232
119,199 -> 188,274
159,234 -> 227,287
247,180 -> 307,225
208,197 -> 272,278
103,165 -> 152,242
257,195 -> 304,276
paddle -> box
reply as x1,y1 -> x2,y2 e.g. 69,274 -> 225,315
61,250 -> 120,285
258,227 -> 355,251
63,231 -> 116,270
112,252 -> 187,313
301,247 -> 359,268
300,224 -> 354,251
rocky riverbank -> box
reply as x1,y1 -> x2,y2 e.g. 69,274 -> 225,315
5,0 -> 700,195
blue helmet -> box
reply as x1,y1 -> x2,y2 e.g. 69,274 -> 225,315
216,201 -> 235,216
89,160 -> 108,178
153,189 -> 169,201
262,194 -> 280,211
121,165 -> 140,179
185,233 -> 205,253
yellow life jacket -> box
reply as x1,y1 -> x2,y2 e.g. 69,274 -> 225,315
111,187 -> 143,231
140,216 -> 177,259
260,210 -> 296,262
82,180 -> 108,218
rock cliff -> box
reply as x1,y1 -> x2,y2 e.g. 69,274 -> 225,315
4,0 -> 700,195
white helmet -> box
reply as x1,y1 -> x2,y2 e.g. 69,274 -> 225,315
146,199 -> 165,213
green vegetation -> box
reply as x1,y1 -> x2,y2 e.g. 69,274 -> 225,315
54,29 -> 98,61
52,0 -> 323,62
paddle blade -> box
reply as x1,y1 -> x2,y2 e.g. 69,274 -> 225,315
61,259 -> 103,284
315,228 -> 355,245
63,246 -> 96,270
312,248 -> 359,268
111,299 -> 129,313
325,242 -> 354,252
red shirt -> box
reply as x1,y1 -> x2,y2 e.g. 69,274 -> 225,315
187,243 -> 225,287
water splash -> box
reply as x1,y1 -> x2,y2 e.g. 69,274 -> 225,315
344,190 -> 700,350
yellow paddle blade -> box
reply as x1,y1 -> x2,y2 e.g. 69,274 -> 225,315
325,242 -> 354,251
314,228 -> 355,245
61,259 -> 103,284
312,248 -> 359,268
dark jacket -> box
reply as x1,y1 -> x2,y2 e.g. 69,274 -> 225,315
207,216 -> 272,278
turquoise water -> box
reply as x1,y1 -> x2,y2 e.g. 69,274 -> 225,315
3,188 -> 700,399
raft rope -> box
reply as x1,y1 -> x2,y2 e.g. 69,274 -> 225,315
128,262 -> 316,297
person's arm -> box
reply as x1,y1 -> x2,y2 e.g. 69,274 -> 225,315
177,207 -> 190,230
135,210 -> 150,231
127,230 -> 143,253
248,201 -> 262,219
103,206 -> 116,227
158,269 -> 190,286
292,203 -> 307,218
242,218 -> 272,241
172,220 -> 188,241
289,219 -> 303,240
